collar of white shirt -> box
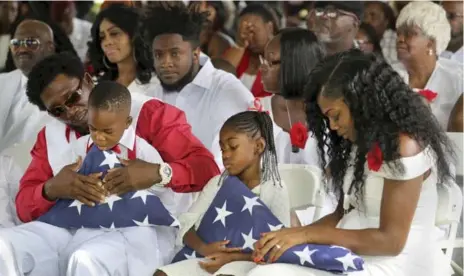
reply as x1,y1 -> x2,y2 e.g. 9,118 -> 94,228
18,71 -> 27,89
87,124 -> 136,151
190,53 -> 214,90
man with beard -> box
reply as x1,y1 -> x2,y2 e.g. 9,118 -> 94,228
0,19 -> 56,153
441,1 -> 463,63
307,1 -> 364,56
144,4 -> 255,168
0,52 -> 219,275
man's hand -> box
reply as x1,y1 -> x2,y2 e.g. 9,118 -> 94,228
102,158 -> 161,196
44,157 -> 106,206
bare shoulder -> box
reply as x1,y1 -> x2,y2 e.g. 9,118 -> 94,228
398,134 -> 422,158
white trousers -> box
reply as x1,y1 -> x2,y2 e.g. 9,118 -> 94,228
0,221 -> 176,276
159,259 -> 257,276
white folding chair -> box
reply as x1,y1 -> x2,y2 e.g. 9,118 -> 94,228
436,180 -> 463,263
278,164 -> 325,222
437,132 -> 464,275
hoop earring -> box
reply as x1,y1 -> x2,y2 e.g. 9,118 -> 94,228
132,51 -> 138,64
102,56 -> 112,69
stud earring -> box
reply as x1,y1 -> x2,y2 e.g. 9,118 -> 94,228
428,49 -> 434,56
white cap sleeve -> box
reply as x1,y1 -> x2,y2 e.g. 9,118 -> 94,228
371,147 -> 434,180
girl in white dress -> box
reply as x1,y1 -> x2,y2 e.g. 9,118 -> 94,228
248,50 -> 456,276
154,111 -> 294,276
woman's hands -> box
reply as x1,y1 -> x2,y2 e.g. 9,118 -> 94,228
253,227 -> 311,263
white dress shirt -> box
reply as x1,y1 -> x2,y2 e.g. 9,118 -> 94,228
0,155 -> 22,227
0,70 -> 52,153
441,46 -> 463,64
149,57 -> 255,168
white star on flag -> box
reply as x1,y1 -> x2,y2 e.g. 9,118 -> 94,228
131,190 -> 151,204
213,201 -> 233,227
241,228 -> 257,250
267,223 -> 284,231
100,222 -> 116,230
335,252 -> 359,271
330,245 -> 347,250
170,215 -> 180,227
102,194 -> 122,211
241,195 -> 262,215
100,151 -> 120,169
68,200 -> 85,215
294,246 -> 317,266
133,216 -> 154,226
184,251 -> 197,259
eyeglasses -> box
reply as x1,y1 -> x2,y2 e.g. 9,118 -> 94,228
446,12 -> 463,21
259,55 -> 281,68
314,7 -> 357,21
10,38 -> 41,51
47,83 -> 83,117
355,39 -> 371,46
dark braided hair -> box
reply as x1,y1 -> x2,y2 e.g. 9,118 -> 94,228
221,111 -> 280,185
304,49 -> 455,201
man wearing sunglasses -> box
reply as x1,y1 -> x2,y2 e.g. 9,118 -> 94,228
0,52 -> 219,275
0,19 -> 56,153
307,1 -> 364,56
441,1 -> 463,63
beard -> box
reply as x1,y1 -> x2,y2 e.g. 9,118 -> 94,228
159,61 -> 197,92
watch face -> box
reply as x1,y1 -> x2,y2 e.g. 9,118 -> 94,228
163,165 -> 172,177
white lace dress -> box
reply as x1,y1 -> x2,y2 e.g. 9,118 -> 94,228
247,147 -> 452,276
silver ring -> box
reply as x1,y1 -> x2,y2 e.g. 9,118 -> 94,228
275,244 -> 282,249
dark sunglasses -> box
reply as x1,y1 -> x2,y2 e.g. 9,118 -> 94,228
10,38 -> 41,51
47,84 -> 83,117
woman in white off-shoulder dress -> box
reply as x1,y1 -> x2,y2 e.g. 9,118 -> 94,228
249,50 -> 455,276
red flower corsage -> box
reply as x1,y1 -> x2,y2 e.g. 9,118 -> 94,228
290,122 -> 308,153
248,98 -> 269,114
367,143 -> 383,172
418,89 -> 438,103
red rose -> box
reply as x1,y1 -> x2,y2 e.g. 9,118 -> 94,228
418,89 -> 438,103
367,143 -> 383,172
290,122 -> 308,152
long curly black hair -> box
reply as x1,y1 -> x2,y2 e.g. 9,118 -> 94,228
304,49 -> 455,201
87,4 -> 153,84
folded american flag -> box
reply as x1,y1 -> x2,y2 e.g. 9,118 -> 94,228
172,176 -> 364,273
38,145 -> 179,229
